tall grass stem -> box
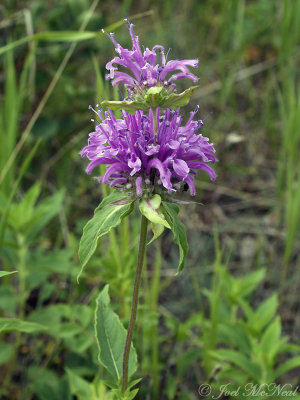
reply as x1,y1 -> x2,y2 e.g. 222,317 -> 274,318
0,0 -> 99,186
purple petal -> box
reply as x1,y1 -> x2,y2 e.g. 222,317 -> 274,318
107,57 -> 141,82
143,48 -> 156,66
145,144 -> 160,156
184,176 -> 196,195
102,163 -> 131,184
188,161 -> 216,180
168,140 -> 180,150
159,59 -> 198,80
173,159 -> 190,178
85,157 -> 117,174
168,72 -> 199,83
135,176 -> 143,196
111,71 -> 135,86
128,156 -> 142,176
109,177 -> 128,187
147,158 -> 172,190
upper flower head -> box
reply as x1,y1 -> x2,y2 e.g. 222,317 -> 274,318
103,19 -> 198,98
80,106 -> 216,197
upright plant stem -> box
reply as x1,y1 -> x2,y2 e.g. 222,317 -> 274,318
152,107 -> 158,144
122,215 -> 148,393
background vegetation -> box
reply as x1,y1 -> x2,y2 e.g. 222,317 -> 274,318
1,0 -> 300,399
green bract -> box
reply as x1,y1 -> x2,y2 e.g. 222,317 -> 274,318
161,202 -> 189,273
139,194 -> 189,272
78,191 -> 189,274
102,86 -> 198,114
139,194 -> 170,229
148,223 -> 164,246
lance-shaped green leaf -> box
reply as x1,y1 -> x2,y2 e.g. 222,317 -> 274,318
101,100 -> 148,114
139,194 -> 170,229
0,13 -> 154,56
78,191 -> 134,280
0,318 -> 47,333
162,86 -> 199,110
274,356 -> 300,379
95,285 -> 137,383
0,270 -> 17,278
211,349 -> 262,382
161,202 -> 188,273
66,368 -> 93,400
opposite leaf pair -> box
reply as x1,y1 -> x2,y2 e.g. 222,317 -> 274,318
78,190 -> 188,280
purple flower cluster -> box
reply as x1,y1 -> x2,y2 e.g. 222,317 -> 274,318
81,20 -> 216,198
103,20 -> 198,95
80,107 -> 216,196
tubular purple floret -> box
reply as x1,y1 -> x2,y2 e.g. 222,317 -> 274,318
81,108 -> 216,197
103,21 -> 199,91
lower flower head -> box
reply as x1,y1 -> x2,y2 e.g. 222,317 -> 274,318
80,107 -> 216,197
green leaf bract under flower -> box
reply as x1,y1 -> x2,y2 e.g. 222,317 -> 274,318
161,202 -> 189,273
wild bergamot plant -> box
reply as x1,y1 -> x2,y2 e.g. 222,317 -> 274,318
79,19 -> 216,398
